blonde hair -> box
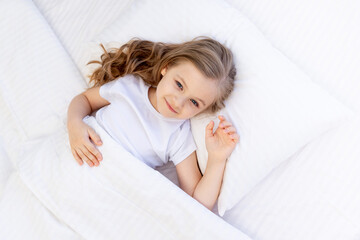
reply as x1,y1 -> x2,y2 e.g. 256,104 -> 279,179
88,36 -> 236,113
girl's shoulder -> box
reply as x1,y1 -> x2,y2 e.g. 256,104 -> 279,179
106,74 -> 145,91
116,74 -> 141,83
100,74 -> 147,102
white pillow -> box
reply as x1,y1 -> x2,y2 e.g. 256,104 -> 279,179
226,0 -> 360,114
91,0 -> 354,216
0,0 -> 86,140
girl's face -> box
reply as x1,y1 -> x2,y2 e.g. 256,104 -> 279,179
149,60 -> 218,119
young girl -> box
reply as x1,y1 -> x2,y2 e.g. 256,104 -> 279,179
67,37 -> 239,211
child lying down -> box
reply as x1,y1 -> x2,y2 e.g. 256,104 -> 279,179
67,37 -> 239,211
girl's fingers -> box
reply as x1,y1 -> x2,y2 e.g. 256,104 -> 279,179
77,148 -> 95,167
218,115 -> 227,121
85,143 -> 102,162
72,149 -> 83,166
205,120 -> 215,137
88,128 -> 103,146
217,115 -> 240,143
82,146 -> 100,166
230,133 -> 240,142
223,126 -> 236,134
219,120 -> 232,129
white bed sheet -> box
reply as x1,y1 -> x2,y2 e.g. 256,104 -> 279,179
0,77 -> 23,197
223,115 -> 360,239
0,138 -> 13,197
33,0 -> 134,73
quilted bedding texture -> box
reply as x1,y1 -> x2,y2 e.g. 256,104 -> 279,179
1,0 -> 360,239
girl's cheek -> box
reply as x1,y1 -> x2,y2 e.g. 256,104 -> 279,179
191,107 -> 202,116
182,107 -> 192,118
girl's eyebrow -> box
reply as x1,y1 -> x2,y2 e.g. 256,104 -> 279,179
176,74 -> 206,106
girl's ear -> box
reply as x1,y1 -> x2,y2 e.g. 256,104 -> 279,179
161,67 -> 167,76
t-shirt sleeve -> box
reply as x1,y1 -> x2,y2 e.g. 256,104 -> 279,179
99,77 -> 122,102
168,120 -> 197,166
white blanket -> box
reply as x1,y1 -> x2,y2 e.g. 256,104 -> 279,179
0,116 -> 248,240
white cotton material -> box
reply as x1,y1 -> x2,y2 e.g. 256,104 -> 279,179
222,116 -> 360,240
94,0 -> 354,216
95,74 -> 197,168
0,116 -> 249,240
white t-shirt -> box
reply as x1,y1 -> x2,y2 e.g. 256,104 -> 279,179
95,74 -> 197,168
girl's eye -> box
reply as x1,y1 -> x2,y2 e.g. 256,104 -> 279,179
190,99 -> 199,107
176,81 -> 183,90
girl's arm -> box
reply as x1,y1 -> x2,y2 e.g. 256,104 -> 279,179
67,87 -> 110,167
175,152 -> 226,211
175,115 -> 239,210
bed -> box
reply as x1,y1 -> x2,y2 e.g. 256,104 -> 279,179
1,0 -> 359,239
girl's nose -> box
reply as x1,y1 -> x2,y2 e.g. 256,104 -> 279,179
173,96 -> 186,110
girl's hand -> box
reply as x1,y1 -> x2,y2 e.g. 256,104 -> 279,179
68,120 -> 103,167
205,115 -> 239,163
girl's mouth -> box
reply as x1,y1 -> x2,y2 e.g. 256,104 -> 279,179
165,99 -> 177,113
